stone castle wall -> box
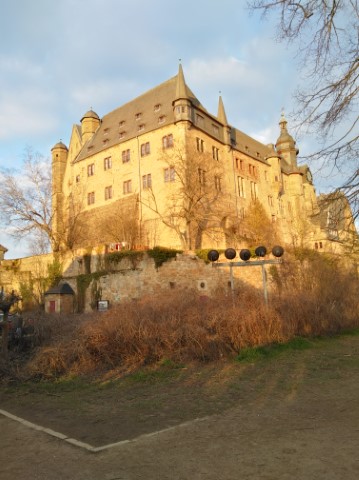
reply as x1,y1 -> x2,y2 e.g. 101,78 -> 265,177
0,249 -> 271,312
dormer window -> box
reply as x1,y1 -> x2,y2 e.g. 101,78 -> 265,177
103,128 -> 110,135
158,115 -> 166,124
196,114 -> 204,127
154,104 -> 161,112
119,131 -> 126,139
135,112 -> 142,121
138,124 -> 145,132
119,120 -> 125,127
212,124 -> 219,135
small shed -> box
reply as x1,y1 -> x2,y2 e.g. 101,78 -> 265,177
44,283 -> 75,314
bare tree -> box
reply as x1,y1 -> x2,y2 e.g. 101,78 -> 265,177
0,148 -> 58,253
62,192 -> 87,251
103,196 -> 140,249
241,199 -> 280,246
0,148 -> 85,254
141,142 -> 228,250
248,0 -> 359,220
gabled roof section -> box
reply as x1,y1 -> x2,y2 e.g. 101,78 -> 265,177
45,283 -> 75,296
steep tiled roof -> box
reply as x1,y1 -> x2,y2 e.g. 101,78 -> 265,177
73,68 -> 273,164
75,73 -> 207,163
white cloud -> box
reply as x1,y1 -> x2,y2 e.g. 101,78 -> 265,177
0,91 -> 57,140
250,126 -> 279,146
187,56 -> 268,91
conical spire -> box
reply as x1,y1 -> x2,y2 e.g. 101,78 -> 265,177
217,94 -> 228,125
175,62 -> 187,99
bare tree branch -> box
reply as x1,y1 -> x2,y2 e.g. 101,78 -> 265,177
248,0 -> 359,218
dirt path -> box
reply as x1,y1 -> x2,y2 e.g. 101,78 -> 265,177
1,333 -> 359,479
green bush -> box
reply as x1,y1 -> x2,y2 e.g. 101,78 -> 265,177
147,246 -> 182,268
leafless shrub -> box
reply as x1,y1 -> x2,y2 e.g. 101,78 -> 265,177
6,253 -> 358,380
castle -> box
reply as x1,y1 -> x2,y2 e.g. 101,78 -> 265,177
51,64 -> 356,254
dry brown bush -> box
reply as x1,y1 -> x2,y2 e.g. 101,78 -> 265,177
14,252 -> 359,380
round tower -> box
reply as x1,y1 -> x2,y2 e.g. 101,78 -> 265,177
51,141 -> 68,193
80,109 -> 100,143
51,141 -> 68,250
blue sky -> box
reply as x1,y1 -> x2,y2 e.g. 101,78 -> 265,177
0,0 -> 348,258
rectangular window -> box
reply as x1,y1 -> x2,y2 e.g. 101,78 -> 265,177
123,180 -> 132,194
105,186 -> 113,200
198,168 -> 206,186
75,175 -> 80,183
214,176 -> 221,192
162,134 -> 173,149
87,163 -> 95,176
104,156 -> 112,170
196,137 -> 204,152
122,149 -> 130,163
250,181 -> 258,200
142,173 -> 152,189
87,191 -> 95,205
212,146 -> 219,161
268,196 -> 273,207
164,166 -> 175,182
237,176 -> 245,198
141,142 -> 150,156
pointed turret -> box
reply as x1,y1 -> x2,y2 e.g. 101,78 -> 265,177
173,63 -> 192,124
217,94 -> 232,146
175,63 -> 187,100
275,112 -> 299,168
80,109 -> 100,143
217,95 -> 228,125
